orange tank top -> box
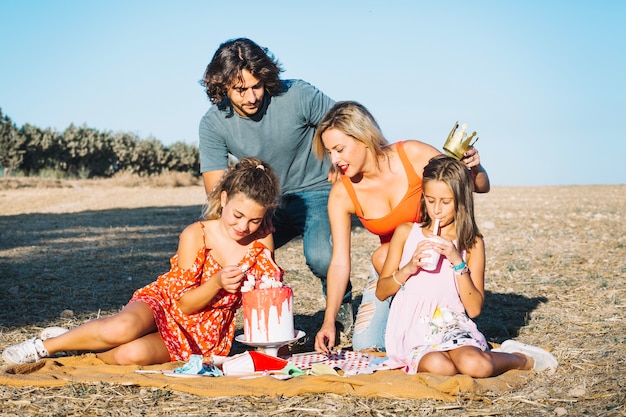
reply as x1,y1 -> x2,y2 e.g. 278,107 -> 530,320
340,141 -> 423,244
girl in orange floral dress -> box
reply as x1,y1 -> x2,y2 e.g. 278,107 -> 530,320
3,158 -> 283,366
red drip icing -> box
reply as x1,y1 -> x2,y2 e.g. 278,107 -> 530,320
242,286 -> 293,342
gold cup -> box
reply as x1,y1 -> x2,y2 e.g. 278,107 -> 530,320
443,121 -> 479,160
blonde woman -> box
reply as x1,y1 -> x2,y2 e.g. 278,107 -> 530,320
312,101 -> 490,352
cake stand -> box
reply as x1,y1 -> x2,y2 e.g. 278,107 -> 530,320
235,330 -> 305,357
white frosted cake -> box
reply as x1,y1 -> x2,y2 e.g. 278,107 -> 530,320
242,285 -> 295,343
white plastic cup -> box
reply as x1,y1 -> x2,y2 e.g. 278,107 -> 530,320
421,238 -> 441,271
422,219 -> 441,271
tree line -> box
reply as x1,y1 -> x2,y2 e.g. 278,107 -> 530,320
0,108 -> 200,178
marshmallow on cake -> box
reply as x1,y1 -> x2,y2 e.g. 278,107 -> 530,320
241,271 -> 295,343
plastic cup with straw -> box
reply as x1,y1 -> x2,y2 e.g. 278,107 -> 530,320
421,218 -> 440,271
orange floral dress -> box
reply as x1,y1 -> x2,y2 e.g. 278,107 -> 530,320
129,222 -> 283,362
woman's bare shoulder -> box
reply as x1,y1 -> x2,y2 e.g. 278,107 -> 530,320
398,140 -> 441,157
391,140 -> 441,173
329,179 -> 354,209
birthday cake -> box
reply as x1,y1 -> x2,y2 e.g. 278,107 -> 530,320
241,273 -> 295,343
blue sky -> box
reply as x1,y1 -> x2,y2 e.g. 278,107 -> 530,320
1,1 -> 624,186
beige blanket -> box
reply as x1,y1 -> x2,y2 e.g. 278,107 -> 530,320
0,354 -> 530,401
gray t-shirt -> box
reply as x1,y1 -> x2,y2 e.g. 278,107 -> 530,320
199,79 -> 335,194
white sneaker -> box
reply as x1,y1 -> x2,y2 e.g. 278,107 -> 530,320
497,340 -> 558,371
2,338 -> 49,365
40,326 -> 69,340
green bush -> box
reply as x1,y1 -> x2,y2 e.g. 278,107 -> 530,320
0,108 -> 200,178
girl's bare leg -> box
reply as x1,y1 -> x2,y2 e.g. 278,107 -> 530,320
371,243 -> 389,275
97,331 -> 171,365
448,346 -> 531,378
418,346 -> 532,377
418,351 -> 458,376
42,302 -> 158,357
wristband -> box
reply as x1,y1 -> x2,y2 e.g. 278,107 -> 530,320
454,265 -> 470,276
392,271 -> 405,291
453,261 -> 467,271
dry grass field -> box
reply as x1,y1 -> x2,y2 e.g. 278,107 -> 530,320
0,176 -> 624,416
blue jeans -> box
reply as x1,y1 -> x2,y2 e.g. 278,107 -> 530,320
351,264 -> 389,351
272,189 -> 352,304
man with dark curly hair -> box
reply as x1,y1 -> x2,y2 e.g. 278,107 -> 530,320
198,38 -> 354,338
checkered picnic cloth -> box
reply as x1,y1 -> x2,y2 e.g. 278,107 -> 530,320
285,350 -> 379,375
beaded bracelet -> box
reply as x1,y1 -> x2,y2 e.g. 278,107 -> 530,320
392,271 -> 405,291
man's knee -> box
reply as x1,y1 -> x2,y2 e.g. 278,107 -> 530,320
303,241 -> 331,279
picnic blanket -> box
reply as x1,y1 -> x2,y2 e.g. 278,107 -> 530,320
0,351 -> 531,401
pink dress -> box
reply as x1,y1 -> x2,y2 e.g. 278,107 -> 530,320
130,222 -> 283,362
383,224 -> 488,374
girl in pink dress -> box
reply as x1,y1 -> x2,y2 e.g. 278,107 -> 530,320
3,158 -> 283,366
376,156 -> 557,376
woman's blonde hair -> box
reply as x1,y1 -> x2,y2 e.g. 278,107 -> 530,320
313,101 -> 390,169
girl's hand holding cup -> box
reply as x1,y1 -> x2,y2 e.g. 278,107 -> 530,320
426,236 -> 464,269
421,237 -> 442,271
420,218 -> 442,271
407,240 -> 437,273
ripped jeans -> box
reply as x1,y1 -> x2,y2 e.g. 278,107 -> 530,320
352,264 -> 390,351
